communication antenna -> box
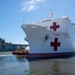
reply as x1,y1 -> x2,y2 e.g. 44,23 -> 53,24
48,9 -> 53,20
22,16 -> 25,24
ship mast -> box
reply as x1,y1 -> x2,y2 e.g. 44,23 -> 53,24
48,9 -> 53,20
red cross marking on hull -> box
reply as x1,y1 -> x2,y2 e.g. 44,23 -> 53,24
50,22 -> 60,31
50,38 -> 60,51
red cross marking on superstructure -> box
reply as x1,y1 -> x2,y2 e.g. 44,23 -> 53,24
50,22 -> 60,31
50,38 -> 60,51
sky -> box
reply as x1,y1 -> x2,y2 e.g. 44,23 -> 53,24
0,0 -> 75,44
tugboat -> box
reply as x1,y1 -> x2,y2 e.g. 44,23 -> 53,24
12,46 -> 29,55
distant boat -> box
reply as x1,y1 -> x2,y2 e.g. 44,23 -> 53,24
12,46 -> 29,55
21,14 -> 75,59
0,37 -> 28,51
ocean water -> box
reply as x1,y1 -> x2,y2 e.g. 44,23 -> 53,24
0,51 -> 75,75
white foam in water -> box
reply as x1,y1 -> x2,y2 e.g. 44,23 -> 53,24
0,55 -> 13,57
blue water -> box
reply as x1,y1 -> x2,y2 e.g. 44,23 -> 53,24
0,51 -> 75,75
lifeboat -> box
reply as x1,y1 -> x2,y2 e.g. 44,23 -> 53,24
12,46 -> 29,55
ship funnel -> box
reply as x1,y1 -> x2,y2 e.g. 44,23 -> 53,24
62,16 -> 68,19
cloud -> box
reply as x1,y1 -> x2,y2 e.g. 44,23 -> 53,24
20,0 -> 46,11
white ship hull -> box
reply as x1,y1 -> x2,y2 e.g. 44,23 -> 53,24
21,17 -> 75,58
